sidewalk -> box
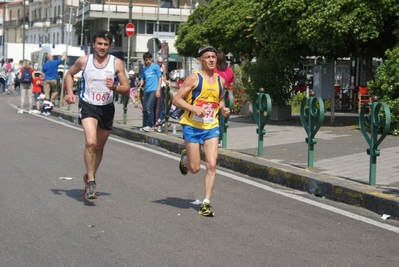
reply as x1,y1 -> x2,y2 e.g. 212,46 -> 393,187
52,99 -> 399,218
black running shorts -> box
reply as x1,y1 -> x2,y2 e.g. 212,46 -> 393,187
78,100 -> 115,130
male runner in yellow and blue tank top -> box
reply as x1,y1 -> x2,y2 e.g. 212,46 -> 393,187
172,46 -> 231,217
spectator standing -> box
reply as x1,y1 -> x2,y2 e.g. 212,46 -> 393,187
138,52 -> 162,132
5,58 -> 16,95
128,70 -> 137,104
155,56 -> 167,122
14,60 -> 24,90
31,71 -> 45,114
138,60 -> 144,76
213,50 -> 235,146
172,45 -> 231,217
42,52 -> 66,104
0,59 -> 6,93
16,60 -> 35,114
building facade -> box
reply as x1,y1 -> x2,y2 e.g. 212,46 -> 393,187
1,0 -> 198,71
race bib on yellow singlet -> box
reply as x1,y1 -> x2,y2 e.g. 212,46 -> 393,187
192,100 -> 218,123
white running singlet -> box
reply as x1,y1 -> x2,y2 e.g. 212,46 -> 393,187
80,54 -> 116,105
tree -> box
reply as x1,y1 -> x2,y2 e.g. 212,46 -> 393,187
253,0 -> 399,81
175,0 -> 258,59
367,47 -> 399,135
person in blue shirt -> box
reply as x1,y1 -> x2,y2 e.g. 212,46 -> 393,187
138,52 -> 162,132
42,52 -> 66,104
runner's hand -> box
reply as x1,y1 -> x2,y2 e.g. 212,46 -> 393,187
221,107 -> 230,117
193,106 -> 206,117
65,94 -> 76,104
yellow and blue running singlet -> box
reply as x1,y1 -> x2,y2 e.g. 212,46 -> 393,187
179,72 -> 223,130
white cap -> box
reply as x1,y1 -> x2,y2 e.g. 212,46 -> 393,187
128,70 -> 135,75
157,56 -> 163,63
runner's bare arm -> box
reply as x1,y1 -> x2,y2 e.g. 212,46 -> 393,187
114,58 -> 130,95
65,56 -> 86,103
172,73 -> 206,117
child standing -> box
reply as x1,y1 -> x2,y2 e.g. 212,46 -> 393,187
31,72 -> 44,114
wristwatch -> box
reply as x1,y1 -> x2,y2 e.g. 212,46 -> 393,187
113,84 -> 117,91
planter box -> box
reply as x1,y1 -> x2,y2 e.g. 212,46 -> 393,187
271,105 -> 292,121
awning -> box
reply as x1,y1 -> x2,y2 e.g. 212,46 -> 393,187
168,53 -> 183,63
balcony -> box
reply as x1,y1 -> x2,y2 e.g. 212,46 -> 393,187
4,20 -> 20,27
78,4 -> 191,22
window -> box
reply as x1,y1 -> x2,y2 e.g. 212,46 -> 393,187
175,24 -> 180,34
136,21 -> 181,35
146,22 -> 154,35
115,33 -> 122,47
138,20 -> 145,34
161,0 -> 180,8
159,23 -> 169,32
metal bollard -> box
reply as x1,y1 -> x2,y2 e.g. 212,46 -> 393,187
221,90 -> 233,148
161,85 -> 173,134
139,87 -> 145,127
300,90 -> 325,169
359,95 -> 391,186
252,88 -> 272,157
122,94 -> 129,125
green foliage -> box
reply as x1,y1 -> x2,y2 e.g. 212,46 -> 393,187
290,92 -> 306,113
252,0 -> 399,81
242,52 -> 297,105
367,47 -> 399,135
175,0 -> 257,59
228,64 -> 250,114
230,83 -> 249,114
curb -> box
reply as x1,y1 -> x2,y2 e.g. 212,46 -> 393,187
52,109 -> 399,218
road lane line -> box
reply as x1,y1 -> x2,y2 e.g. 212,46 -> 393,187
42,114 -> 399,234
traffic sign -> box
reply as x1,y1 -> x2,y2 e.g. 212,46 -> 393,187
147,38 -> 162,52
125,23 -> 135,37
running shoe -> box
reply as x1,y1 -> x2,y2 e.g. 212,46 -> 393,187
17,110 -> 24,114
83,174 -> 97,199
198,202 -> 214,217
179,149 -> 188,175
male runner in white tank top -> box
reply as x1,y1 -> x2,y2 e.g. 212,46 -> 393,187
64,30 -> 129,199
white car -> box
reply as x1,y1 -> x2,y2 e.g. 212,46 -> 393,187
169,69 -> 183,81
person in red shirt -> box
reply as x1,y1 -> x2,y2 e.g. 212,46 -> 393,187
213,50 -> 235,146
31,72 -> 45,114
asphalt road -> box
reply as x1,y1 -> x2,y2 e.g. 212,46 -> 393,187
1,95 -> 399,267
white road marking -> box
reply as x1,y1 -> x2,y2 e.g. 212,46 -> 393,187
34,108 -> 399,234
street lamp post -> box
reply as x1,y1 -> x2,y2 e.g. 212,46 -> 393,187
22,0 -> 25,60
2,0 -> 5,58
80,0 -> 89,47
107,0 -> 110,31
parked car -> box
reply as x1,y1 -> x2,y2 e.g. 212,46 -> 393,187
169,69 -> 179,81
169,69 -> 185,81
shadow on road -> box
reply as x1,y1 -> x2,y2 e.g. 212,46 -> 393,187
152,197 -> 200,211
51,188 -> 111,206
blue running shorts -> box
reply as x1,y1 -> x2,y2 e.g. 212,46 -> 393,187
182,125 -> 219,145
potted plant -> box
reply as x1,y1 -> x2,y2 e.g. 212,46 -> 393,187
242,52 -> 297,120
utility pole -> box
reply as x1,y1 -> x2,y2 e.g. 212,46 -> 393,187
107,0 -> 110,31
127,0 -> 132,70
2,0 -> 5,58
22,0 -> 25,60
80,1 -> 84,47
